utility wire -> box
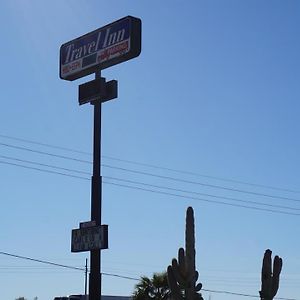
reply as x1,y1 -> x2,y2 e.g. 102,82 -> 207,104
1,134 -> 300,195
1,153 -> 299,212
202,288 -> 259,298
0,251 -> 84,271
0,137 -> 299,298
0,160 -> 299,216
102,272 -> 140,281
102,164 -> 300,204
0,251 -> 297,300
0,133 -> 91,156
201,288 -> 297,300
105,176 -> 300,211
0,160 -> 90,181
0,154 -> 90,175
104,181 -> 300,216
103,272 -> 298,300
102,155 -> 300,195
1,141 -> 300,203
0,142 -> 91,164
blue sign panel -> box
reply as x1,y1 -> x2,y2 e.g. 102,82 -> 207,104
60,16 -> 141,81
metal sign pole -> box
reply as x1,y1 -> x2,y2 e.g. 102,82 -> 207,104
85,258 -> 88,296
61,16 -> 141,300
89,71 -> 102,300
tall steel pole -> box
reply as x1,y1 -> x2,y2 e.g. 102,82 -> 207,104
89,71 -> 102,300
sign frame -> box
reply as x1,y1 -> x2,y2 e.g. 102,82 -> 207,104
60,16 -> 141,81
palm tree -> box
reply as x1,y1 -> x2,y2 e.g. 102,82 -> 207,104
133,272 -> 170,300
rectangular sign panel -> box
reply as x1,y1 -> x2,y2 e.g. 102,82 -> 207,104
78,78 -> 118,105
71,225 -> 108,252
60,16 -> 141,81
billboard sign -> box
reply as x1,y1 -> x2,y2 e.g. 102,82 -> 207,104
71,225 -> 108,252
60,16 -> 141,81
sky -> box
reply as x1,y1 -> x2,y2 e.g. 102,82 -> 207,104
0,1 -> 300,300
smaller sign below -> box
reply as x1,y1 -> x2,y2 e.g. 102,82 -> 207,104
78,78 -> 106,105
71,225 -> 108,252
78,77 -> 118,105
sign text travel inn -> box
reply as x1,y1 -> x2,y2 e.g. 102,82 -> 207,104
60,16 -> 141,81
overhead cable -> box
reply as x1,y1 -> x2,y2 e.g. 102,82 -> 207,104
1,153 -> 300,211
0,251 -> 84,271
104,176 -> 300,211
0,133 -> 91,156
0,251 -> 297,300
102,164 -> 300,204
0,142 -> 91,164
0,154 -> 90,175
1,141 -> 300,203
1,133 -> 300,194
0,160 -> 90,181
104,181 -> 300,216
0,160 -> 299,216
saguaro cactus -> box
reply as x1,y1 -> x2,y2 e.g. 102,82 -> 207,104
260,249 -> 283,300
167,207 -> 203,300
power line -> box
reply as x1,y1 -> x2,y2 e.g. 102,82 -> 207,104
102,272 -> 140,281
0,136 -> 298,298
201,288 -> 297,300
202,288 -> 259,298
101,274 -> 298,300
105,176 -> 300,211
0,160 -> 90,181
0,251 -> 297,300
0,142 -> 92,164
2,264 -> 298,286
0,159 -> 299,216
102,155 -> 300,195
1,153 -> 299,212
0,264 -> 298,285
102,164 -> 300,204
2,140 -> 300,203
0,134 -> 91,156
104,181 -> 300,216
0,265 -> 84,270
0,154 -> 90,175
0,251 -> 84,271
1,133 -> 300,195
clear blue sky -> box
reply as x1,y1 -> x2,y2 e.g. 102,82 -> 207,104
0,1 -> 299,300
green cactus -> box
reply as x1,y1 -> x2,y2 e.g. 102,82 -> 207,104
167,207 -> 203,300
259,249 -> 283,300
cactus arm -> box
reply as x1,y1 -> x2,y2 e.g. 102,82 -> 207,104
260,249 -> 282,300
171,258 -> 186,286
178,248 -> 186,276
271,256 -> 282,298
194,271 -> 199,282
260,249 -> 272,299
195,283 -> 203,292
167,265 -> 183,300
